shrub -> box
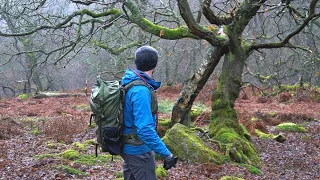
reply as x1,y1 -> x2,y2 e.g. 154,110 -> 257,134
43,115 -> 87,143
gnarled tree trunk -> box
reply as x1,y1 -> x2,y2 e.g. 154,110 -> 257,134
171,46 -> 226,127
209,29 -> 260,165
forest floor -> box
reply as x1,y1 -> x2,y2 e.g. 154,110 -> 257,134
0,85 -> 319,180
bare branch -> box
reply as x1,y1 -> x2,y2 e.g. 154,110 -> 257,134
249,0 -> 320,52
202,0 -> 234,25
177,0 -> 228,46
0,8 -> 121,37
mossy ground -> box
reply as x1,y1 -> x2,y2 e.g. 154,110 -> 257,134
57,165 -> 88,176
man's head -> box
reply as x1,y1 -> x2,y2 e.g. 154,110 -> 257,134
134,45 -> 158,72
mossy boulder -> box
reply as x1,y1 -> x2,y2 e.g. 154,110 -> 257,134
84,139 -> 96,146
162,123 -> 225,164
72,142 -> 87,152
158,118 -> 171,126
255,129 -> 285,143
60,149 -> 80,160
275,122 -> 307,133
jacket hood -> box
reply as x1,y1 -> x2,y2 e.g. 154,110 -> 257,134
122,69 -> 161,90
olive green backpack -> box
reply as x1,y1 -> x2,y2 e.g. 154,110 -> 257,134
89,74 -> 158,156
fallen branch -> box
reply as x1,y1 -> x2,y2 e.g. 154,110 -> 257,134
34,92 -> 86,99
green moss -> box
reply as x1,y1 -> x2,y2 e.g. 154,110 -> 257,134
249,165 -> 262,175
88,122 -> 96,128
57,165 -> 88,176
116,171 -> 123,178
46,141 -> 57,149
72,142 -> 87,152
255,129 -> 275,139
18,94 -> 29,100
162,123 -> 225,164
84,139 -> 96,146
72,104 -> 91,111
240,164 -> 262,175
158,118 -> 171,126
275,123 -> 307,133
268,112 -> 277,117
211,121 -> 261,166
155,165 -> 167,178
32,128 -> 41,135
73,154 -> 113,165
251,117 -> 258,121
240,124 -> 251,141
220,176 -> 244,180
60,149 -> 80,160
190,107 -> 201,120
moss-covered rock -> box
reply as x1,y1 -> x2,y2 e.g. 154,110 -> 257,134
72,142 -> 87,152
162,123 -> 225,164
255,129 -> 285,143
84,139 -> 96,146
220,176 -> 244,180
158,118 -> 171,126
155,165 -> 167,178
275,122 -> 307,133
60,149 -> 80,160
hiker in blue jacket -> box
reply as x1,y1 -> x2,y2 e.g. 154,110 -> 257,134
121,45 -> 177,180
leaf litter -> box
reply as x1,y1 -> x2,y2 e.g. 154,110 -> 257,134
0,88 -> 319,179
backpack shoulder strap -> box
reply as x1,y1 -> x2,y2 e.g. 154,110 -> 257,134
124,80 -> 150,93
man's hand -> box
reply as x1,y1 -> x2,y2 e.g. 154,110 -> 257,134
163,154 -> 177,170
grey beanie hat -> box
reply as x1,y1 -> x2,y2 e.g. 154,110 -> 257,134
134,45 -> 158,71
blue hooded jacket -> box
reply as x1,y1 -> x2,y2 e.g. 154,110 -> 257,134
121,69 -> 171,158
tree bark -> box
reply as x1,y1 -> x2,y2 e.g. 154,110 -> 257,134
171,46 -> 227,127
209,28 -> 261,165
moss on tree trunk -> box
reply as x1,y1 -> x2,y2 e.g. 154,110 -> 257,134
209,30 -> 261,166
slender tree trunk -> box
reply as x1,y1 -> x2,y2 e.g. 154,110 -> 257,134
171,46 -> 227,127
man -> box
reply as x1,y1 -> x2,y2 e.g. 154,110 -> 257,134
121,45 -> 177,180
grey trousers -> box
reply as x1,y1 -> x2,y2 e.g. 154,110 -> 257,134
120,151 -> 157,180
